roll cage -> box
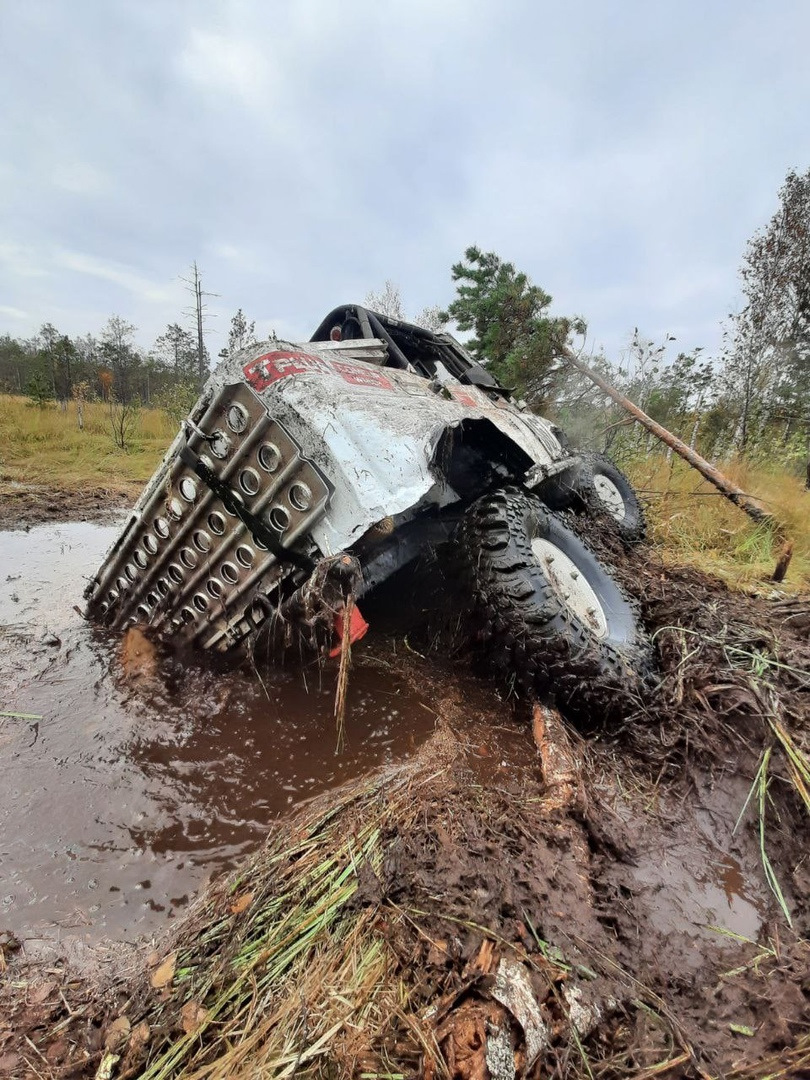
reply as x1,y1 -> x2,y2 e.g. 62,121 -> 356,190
309,305 -> 507,394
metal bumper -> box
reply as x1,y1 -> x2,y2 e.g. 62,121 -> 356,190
84,382 -> 331,652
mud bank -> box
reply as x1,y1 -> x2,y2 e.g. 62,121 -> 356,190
0,481 -> 141,530
0,508 -> 809,1078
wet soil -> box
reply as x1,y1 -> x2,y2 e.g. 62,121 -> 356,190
0,522 -> 436,946
385,719 -> 809,1078
0,504 -> 808,1078
3,701 -> 804,1079
0,481 -> 140,530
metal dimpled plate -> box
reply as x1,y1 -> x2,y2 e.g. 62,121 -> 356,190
86,383 -> 330,651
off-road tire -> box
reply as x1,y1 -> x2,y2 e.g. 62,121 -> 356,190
457,486 -> 652,716
575,452 -> 646,544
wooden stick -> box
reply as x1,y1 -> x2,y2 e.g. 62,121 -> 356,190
773,540 -> 794,584
560,346 -> 793,580
562,346 -> 772,523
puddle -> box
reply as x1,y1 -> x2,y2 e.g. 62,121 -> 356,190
625,773 -> 770,947
630,841 -> 764,943
0,521 -> 436,945
1,520 -> 117,630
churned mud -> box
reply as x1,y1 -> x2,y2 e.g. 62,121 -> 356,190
0,481 -> 140,530
0,500 -> 808,1078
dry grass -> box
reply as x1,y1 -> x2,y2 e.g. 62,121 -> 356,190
626,456 -> 810,591
127,765 -> 432,1080
0,394 -> 174,488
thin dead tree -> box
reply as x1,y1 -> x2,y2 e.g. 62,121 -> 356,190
72,380 -> 89,430
181,262 -> 219,387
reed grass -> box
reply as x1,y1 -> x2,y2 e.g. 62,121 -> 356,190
0,394 -> 174,488
626,456 -> 810,590
735,749 -> 793,926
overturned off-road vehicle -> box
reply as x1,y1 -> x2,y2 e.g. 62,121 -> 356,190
85,306 -> 651,714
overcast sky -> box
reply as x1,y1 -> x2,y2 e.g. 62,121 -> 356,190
1,0 -> 808,364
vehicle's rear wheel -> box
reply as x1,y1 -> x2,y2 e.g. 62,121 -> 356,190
457,486 -> 652,716
574,452 -> 646,543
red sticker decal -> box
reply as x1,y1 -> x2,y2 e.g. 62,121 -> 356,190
447,384 -> 481,409
243,351 -> 394,393
330,359 -> 394,389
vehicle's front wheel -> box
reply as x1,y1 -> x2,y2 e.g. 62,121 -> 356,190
457,486 -> 652,716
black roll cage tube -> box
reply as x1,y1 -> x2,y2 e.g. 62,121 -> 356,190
309,304 -> 506,394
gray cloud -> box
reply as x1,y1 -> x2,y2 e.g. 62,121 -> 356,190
1,0 -> 808,364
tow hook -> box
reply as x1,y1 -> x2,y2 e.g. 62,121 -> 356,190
275,553 -> 367,655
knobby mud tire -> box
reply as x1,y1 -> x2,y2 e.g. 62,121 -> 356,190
575,452 -> 646,544
457,486 -> 652,718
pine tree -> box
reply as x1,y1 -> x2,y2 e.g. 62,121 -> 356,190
440,247 -> 584,403
723,168 -> 810,461
219,309 -> 257,360
154,323 -> 197,381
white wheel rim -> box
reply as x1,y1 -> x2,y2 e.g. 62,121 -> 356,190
593,474 -> 626,521
530,537 -> 609,639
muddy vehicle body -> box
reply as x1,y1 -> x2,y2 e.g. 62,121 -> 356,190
85,307 -> 650,706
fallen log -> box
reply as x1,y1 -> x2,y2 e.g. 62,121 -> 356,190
531,702 -> 583,812
561,346 -> 793,581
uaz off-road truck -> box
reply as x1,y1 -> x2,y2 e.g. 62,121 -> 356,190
85,306 -> 650,710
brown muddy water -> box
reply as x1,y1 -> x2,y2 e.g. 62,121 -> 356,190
0,520 -> 772,961
620,775 -> 768,946
0,521 -> 436,947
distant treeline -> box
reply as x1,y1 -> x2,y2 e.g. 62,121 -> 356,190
0,308 -> 259,408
